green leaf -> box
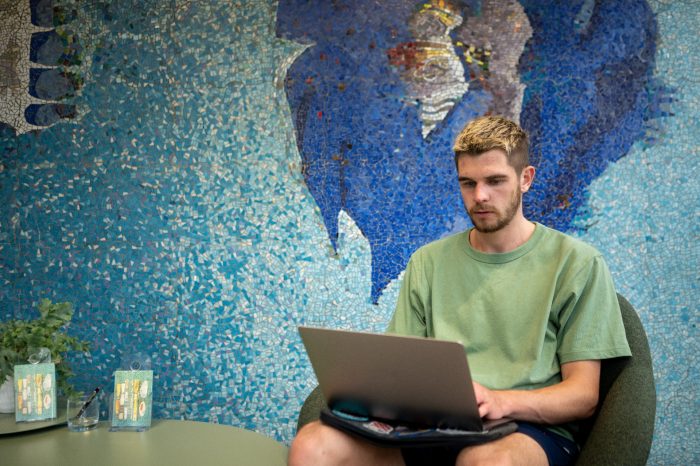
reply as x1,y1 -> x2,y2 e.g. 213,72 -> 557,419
0,299 -> 89,395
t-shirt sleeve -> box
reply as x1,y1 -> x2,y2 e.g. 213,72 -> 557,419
386,254 -> 428,337
556,255 -> 632,364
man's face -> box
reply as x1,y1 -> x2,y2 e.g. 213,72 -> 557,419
457,149 -> 530,233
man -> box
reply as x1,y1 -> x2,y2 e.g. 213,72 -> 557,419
288,116 -> 630,466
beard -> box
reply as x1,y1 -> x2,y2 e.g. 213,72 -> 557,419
467,188 -> 522,234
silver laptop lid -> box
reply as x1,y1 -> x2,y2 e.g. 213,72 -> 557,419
299,326 -> 484,431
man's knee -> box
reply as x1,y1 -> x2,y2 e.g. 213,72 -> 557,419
456,433 -> 548,466
287,421 -> 351,466
288,421 -> 405,466
457,447 -> 516,466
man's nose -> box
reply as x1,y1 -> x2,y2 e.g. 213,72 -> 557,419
474,183 -> 489,202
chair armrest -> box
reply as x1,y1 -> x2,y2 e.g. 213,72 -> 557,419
575,295 -> 656,465
296,386 -> 326,432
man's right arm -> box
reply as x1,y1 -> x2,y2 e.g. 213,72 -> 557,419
386,256 -> 428,337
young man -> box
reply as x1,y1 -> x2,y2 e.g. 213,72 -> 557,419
288,116 -> 630,466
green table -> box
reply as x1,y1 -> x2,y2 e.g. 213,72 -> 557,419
0,417 -> 288,465
0,408 -> 67,435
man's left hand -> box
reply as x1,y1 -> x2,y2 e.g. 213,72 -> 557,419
473,381 -> 508,420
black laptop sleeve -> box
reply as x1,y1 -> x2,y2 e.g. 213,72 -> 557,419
320,407 -> 518,448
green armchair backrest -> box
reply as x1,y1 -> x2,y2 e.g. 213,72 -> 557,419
296,294 -> 656,465
574,294 -> 656,465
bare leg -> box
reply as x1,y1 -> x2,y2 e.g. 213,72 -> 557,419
288,420 -> 405,466
456,433 -> 548,466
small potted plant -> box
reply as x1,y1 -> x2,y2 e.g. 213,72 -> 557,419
0,299 -> 90,412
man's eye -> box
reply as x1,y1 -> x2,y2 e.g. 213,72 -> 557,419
461,181 -> 476,188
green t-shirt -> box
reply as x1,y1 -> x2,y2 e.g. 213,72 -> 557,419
387,223 -> 631,438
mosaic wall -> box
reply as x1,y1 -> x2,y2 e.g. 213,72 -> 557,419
0,0 -> 697,463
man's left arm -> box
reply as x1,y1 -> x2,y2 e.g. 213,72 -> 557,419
473,360 -> 600,425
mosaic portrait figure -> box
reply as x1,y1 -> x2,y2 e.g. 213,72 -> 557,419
276,0 -> 658,302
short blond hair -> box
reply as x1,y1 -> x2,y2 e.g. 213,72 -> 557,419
453,115 -> 529,172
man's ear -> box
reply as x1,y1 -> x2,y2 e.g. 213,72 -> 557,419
520,166 -> 535,192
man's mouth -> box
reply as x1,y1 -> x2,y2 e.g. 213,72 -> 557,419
471,205 -> 494,215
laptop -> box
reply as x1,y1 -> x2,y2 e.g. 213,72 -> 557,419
298,326 -> 513,435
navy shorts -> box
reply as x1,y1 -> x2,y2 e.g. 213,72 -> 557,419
401,422 -> 579,466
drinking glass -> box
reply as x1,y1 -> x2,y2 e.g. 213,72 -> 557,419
67,394 -> 99,431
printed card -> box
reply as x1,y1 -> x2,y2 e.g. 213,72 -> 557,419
111,370 -> 153,428
14,363 -> 57,422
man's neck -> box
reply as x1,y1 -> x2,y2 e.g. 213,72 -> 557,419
469,217 -> 536,253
